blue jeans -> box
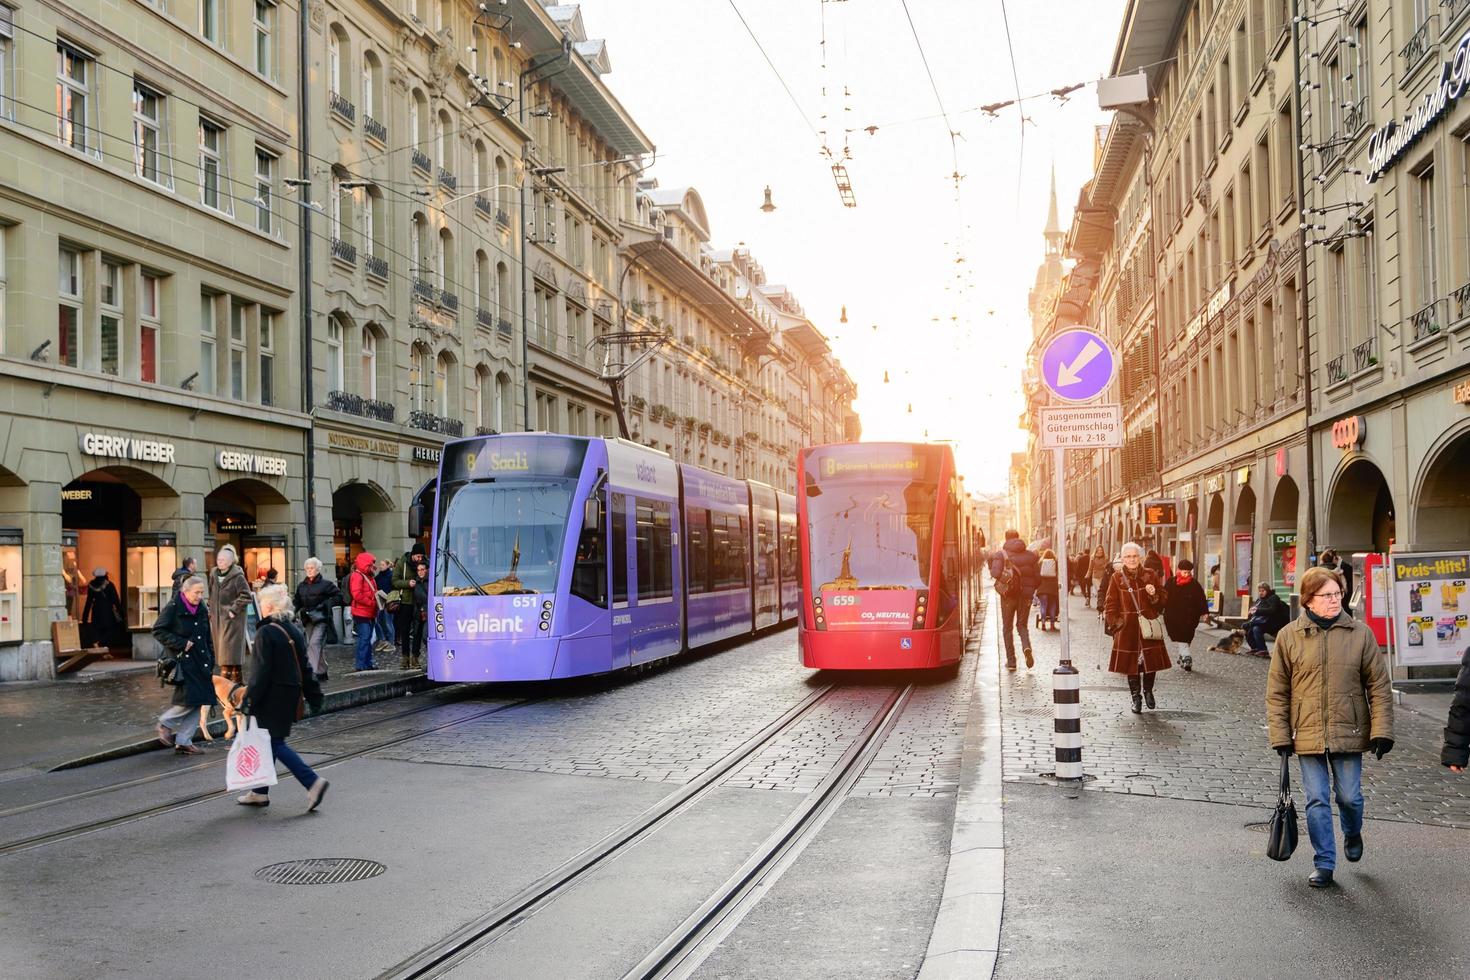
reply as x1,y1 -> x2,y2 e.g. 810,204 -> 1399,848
353,616 -> 376,670
1245,617 -> 1268,652
999,590 -> 1034,665
1038,593 -> 1058,622
1298,752 -> 1364,871
376,609 -> 396,644
254,736 -> 319,794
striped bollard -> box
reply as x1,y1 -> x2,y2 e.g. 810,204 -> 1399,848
1052,662 -> 1082,780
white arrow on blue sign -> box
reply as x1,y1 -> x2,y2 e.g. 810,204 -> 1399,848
1040,327 -> 1118,403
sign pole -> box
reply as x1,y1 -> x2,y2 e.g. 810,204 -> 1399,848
1051,445 -> 1082,781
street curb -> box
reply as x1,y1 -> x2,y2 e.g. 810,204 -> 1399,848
918,598 -> 1003,980
44,671 -> 437,772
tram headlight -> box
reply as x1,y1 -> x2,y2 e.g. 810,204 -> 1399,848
542,600 -> 553,610
435,602 -> 443,614
539,621 -> 550,631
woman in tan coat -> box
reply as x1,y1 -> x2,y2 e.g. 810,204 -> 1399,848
1266,565 -> 1393,889
209,545 -> 254,682
1104,541 -> 1170,713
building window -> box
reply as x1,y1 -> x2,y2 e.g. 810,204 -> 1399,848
325,315 -> 343,392
132,82 -> 170,187
199,119 -> 230,213
362,51 -> 380,119
360,326 -> 377,399
100,261 -> 121,376
140,274 -> 160,384
363,187 -> 383,259
201,0 -> 221,44
57,44 -> 92,152
1417,165 -> 1439,306
255,149 -> 276,234
200,292 -> 216,393
58,248 -> 80,367
254,1 -> 274,77
0,6 -> 12,119
259,312 -> 274,406
434,352 -> 451,416
410,344 -> 429,411
229,300 -> 247,400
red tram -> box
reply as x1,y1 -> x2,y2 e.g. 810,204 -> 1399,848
797,442 -> 983,670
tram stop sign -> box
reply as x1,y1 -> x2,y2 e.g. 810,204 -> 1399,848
1040,327 -> 1117,403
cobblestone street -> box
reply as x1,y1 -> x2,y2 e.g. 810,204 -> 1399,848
1001,593 -> 1470,828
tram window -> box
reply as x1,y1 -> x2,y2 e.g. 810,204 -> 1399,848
710,512 -> 749,590
755,519 -> 775,585
780,524 -> 798,583
611,493 -> 628,605
635,497 -> 673,600
571,491 -> 607,607
685,506 -> 712,595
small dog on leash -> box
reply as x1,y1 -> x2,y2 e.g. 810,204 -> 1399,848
199,676 -> 247,741
1209,630 -> 1245,655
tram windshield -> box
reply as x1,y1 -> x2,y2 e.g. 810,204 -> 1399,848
436,479 -> 575,596
804,450 -> 938,591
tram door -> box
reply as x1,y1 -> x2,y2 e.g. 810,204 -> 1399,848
609,492 -> 632,668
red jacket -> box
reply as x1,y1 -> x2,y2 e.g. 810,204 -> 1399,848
348,552 -> 379,619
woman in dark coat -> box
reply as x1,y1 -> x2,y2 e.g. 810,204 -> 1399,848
82,568 -> 125,649
209,545 -> 254,681
1162,559 -> 1209,673
1443,646 -> 1470,773
1105,542 -> 1171,713
237,585 -> 327,811
151,575 -> 217,755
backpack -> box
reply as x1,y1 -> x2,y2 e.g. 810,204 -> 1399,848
994,555 -> 1022,599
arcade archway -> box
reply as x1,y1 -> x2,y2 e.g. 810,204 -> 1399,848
1326,458 -> 1394,554
1413,431 -> 1470,550
332,481 -> 396,581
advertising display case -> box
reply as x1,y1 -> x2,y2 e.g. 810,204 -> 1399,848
242,534 -> 287,584
0,528 -> 21,643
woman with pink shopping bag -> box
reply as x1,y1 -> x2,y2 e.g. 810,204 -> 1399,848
233,585 -> 328,812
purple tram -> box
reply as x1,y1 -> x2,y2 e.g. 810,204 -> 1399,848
426,433 -> 798,682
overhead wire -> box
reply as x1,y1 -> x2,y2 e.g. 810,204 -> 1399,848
725,0 -> 821,138
997,0 -> 1025,211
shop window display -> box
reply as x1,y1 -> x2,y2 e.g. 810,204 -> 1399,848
0,528 -> 21,643
125,532 -> 176,629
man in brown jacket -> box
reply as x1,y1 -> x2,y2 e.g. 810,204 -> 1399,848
1266,565 -> 1393,889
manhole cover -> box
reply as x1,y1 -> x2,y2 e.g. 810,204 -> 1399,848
1035,772 -> 1098,783
255,858 -> 387,885
1244,821 -> 1272,834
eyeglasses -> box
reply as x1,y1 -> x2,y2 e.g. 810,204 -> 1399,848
1313,591 -> 1343,601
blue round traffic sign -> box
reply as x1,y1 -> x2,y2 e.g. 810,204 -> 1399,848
1040,327 -> 1117,403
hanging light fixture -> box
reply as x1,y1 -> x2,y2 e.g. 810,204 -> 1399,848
883,370 -> 890,383
760,186 -> 776,212
839,305 -> 848,323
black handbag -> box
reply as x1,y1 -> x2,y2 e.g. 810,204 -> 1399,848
156,655 -> 180,686
1266,753 -> 1298,861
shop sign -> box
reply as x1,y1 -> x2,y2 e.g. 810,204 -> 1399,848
1453,377 -> 1470,405
1367,31 -> 1470,182
1204,474 -> 1225,495
1270,531 -> 1298,593
79,431 -> 176,464
1235,466 -> 1251,486
412,446 -> 442,465
1275,447 -> 1287,477
60,489 -> 92,501
1177,482 -> 1197,499
326,430 -> 399,459
1392,550 -> 1470,667
216,450 -> 288,477
1331,415 -> 1366,451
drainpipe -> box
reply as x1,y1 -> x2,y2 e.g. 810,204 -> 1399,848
298,0 -> 317,550
1291,0 -> 1318,557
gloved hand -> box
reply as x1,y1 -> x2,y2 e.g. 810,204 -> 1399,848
1274,744 -> 1293,757
1371,738 -> 1393,760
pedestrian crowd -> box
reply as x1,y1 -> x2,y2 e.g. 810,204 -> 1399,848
991,528 -> 1470,891
147,540 -> 433,810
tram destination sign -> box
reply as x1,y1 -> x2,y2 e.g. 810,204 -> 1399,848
1039,404 -> 1123,449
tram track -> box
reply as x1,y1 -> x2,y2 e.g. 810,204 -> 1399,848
0,695 -> 541,857
379,681 -> 916,980
0,687 -> 482,821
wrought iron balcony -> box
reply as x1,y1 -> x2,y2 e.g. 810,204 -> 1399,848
495,208 -> 510,228
325,389 -> 395,422
1342,97 -> 1368,136
438,167 -> 457,191
328,91 -> 356,124
475,426 -> 499,437
440,289 -> 459,312
1410,298 -> 1444,342
1401,16 -> 1436,73
413,278 -> 437,302
1326,353 -> 1348,385
497,317 -> 513,337
477,307 -> 495,328
364,116 -> 388,144
1447,0 -> 1470,26
1351,335 -> 1379,374
474,195 -> 493,218
407,410 -> 464,437
364,254 -> 389,281
1453,279 -> 1470,321
411,150 -> 432,176
330,237 -> 357,265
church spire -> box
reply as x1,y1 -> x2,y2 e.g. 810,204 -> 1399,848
1044,162 -> 1060,237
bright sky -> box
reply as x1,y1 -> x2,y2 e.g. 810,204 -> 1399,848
577,0 -> 1128,493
